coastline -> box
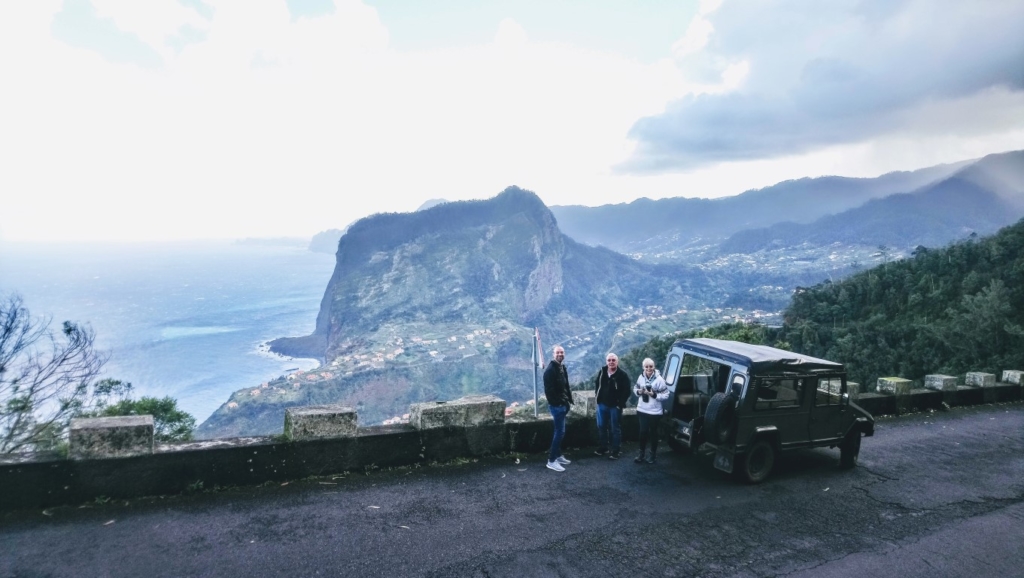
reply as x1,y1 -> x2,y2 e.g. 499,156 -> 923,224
194,342 -> 325,438
255,341 -> 321,372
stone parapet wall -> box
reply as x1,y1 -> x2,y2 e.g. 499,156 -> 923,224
1,408 -> 641,513
3,373 -> 1021,513
855,382 -> 1022,415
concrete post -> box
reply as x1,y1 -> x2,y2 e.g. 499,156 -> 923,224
966,372 -> 996,387
69,415 -> 154,460
570,390 -> 597,417
877,377 -> 912,395
847,381 -> 861,401
924,375 -> 957,391
409,395 -> 505,430
877,377 -> 912,412
284,405 -> 357,441
1001,370 -> 1022,385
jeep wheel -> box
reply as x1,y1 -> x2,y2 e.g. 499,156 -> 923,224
704,392 -> 737,445
740,439 -> 775,484
840,431 -> 861,469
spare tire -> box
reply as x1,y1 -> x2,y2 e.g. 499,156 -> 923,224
704,392 -> 738,445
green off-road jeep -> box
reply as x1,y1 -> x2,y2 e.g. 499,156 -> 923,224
662,338 -> 874,483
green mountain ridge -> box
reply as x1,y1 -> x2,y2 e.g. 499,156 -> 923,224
717,151 -> 1024,255
551,151 -> 1024,272
549,159 -> 970,256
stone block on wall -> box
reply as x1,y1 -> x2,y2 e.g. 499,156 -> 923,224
570,391 -> 596,417
1002,370 -> 1023,385
284,405 -> 357,441
847,382 -> 861,400
924,374 -> 958,392
877,377 -> 912,396
70,415 -> 154,460
409,395 -> 505,430
966,372 -> 996,387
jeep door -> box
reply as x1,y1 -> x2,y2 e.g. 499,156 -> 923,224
807,376 -> 845,443
742,377 -> 810,448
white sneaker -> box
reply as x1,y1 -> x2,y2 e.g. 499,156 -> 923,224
556,456 -> 571,465
546,461 -> 565,472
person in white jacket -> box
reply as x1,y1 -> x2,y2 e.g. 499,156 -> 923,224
634,358 -> 669,464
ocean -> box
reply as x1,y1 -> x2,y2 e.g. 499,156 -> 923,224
0,240 -> 336,425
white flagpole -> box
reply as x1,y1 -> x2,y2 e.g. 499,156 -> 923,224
532,329 -> 539,417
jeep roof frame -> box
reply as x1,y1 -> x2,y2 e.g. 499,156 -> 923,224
675,338 -> 844,374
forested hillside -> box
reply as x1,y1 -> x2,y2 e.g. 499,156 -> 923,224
778,218 -> 1024,386
621,219 -> 1024,389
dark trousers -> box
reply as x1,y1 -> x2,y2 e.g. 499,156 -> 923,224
638,412 -> 662,454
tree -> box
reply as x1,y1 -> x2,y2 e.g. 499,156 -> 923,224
1,294 -> 106,453
95,384 -> 196,442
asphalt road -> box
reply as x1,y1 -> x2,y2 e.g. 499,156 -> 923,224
3,402 -> 1023,578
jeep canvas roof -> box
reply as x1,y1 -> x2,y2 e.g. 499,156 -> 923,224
675,338 -> 845,373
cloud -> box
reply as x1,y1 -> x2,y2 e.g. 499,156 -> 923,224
10,1 -> 1014,243
179,0 -> 214,21
0,1 -> 691,241
166,23 -> 207,53
286,0 -> 335,21
51,0 -> 163,68
622,0 -> 1024,173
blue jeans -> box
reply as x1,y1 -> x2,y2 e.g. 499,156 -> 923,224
549,405 -> 568,462
596,404 -> 622,452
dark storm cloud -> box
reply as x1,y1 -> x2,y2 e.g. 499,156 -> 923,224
622,0 -> 1024,172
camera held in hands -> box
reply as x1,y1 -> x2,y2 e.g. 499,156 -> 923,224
641,385 -> 652,403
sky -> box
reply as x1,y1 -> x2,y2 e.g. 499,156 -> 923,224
1,0 -> 1022,242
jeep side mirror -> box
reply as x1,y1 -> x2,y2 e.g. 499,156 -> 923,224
730,375 -> 746,397
840,392 -> 850,407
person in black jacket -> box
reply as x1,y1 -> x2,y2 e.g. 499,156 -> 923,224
543,345 -> 573,472
594,352 -> 632,459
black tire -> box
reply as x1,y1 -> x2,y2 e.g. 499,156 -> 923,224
704,392 -> 737,445
740,439 -> 775,484
840,430 -> 861,469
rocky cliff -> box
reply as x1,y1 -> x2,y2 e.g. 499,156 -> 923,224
201,187 -> 719,437
272,186 -> 700,364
